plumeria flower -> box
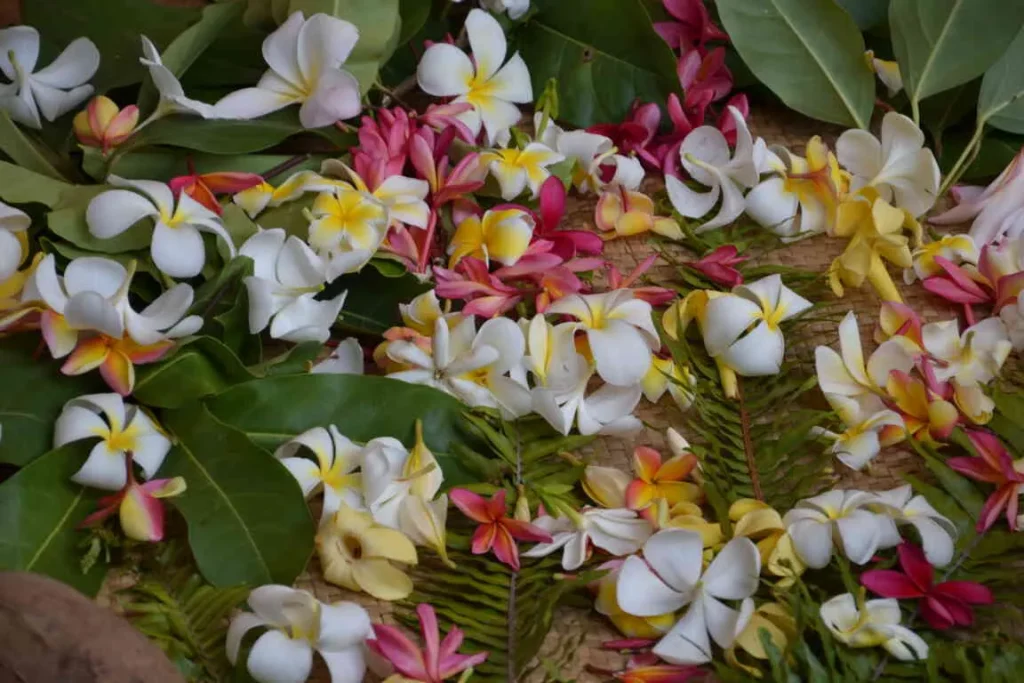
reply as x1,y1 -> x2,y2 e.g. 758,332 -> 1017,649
79,452 -> 185,543
820,593 -> 928,661
369,603 -> 489,682
312,338 -> 365,374
557,129 -> 645,194
523,507 -> 653,570
0,26 -> 99,129
233,170 -> 338,219
317,504 -> 418,600
641,355 -> 696,410
617,530 -> 761,664
450,488 -> 552,570
885,370 -> 961,445
595,187 -> 684,240
836,112 -> 940,218
654,0 -> 727,48
226,585 -> 372,683
434,257 -> 523,318
547,289 -> 659,386
482,142 -> 565,200
274,424 -> 363,525
728,499 -> 806,580
531,175 -> 604,259
73,96 -> 138,154
240,229 -> 347,343
931,148 -> 1024,245
448,207 -> 536,268
624,445 -> 702,517
922,318 -> 1012,386
783,490 -> 887,568
140,36 -> 216,120
87,177 -> 235,279
1001,293 -> 1024,351
905,233 -> 978,284
947,430 -> 1024,532
817,394 -> 904,471
481,0 -> 530,19
866,50 -> 903,96
815,311 -> 915,402
215,12 -> 362,129
307,186 -> 390,279
534,361 -> 645,436
683,244 -> 746,288
701,274 -> 811,377
666,107 -> 758,232
726,602 -> 797,676
321,159 -> 430,230
0,201 -> 30,283
862,542 -> 992,630
416,9 -> 532,144
168,164 -> 263,216
922,241 -> 1024,324
869,485 -> 958,567
593,559 -> 677,640
54,393 -> 171,491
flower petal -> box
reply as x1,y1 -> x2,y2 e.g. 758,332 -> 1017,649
86,189 -> 158,240
151,222 -> 205,278
652,598 -> 712,665
703,537 -> 760,600
247,629 -> 314,683
466,8 -> 506,81
417,44 -> 473,97
616,553 -> 691,617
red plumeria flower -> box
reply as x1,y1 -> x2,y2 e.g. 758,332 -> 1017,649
654,0 -> 728,50
531,176 -> 604,259
368,603 -> 489,682
860,541 -> 993,630
611,652 -> 710,682
656,92 -> 749,177
79,454 -> 186,542
608,254 -> 676,306
684,244 -> 746,287
589,103 -> 662,170
449,488 -> 552,571
168,160 -> 263,215
947,430 -> 1024,532
677,47 -> 734,112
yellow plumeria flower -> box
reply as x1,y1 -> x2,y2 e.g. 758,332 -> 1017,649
233,171 -> 347,218
729,499 -> 806,581
906,233 -> 978,283
865,50 -> 903,97
726,602 -> 797,676
482,142 -> 565,200
308,186 -> 390,278
641,355 -> 696,409
400,289 -> 445,336
448,207 -> 535,267
595,187 -> 683,240
663,500 -> 723,547
582,465 -> 631,508
322,159 -> 431,229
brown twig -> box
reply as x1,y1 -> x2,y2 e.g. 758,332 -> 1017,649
735,378 -> 763,501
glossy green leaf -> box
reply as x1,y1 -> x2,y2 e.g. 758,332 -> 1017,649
0,336 -> 105,466
121,111 -> 311,155
398,0 -> 431,44
133,337 -> 257,409
836,0 -> 890,30
978,27 -> 1024,133
716,0 -> 874,128
0,112 -> 66,181
108,151 -> 324,184
0,443 -> 106,595
940,131 -> 1024,180
47,185 -> 153,253
159,404 -> 315,587
920,79 -> 980,145
890,0 -> 1024,107
330,266 -> 431,335
0,160 -> 70,207
518,0 -> 680,128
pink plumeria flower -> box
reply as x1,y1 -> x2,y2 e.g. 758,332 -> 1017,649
369,604 -> 489,682
930,148 -> 1024,245
79,454 -> 186,542
588,103 -> 662,171
923,242 -> 1024,324
433,258 -> 523,318
530,176 -> 604,259
684,245 -> 746,287
449,488 -> 552,570
947,430 -> 1024,532
168,160 -> 263,215
609,254 -> 676,306
677,47 -> 733,113
654,0 -> 728,49
352,107 -> 414,191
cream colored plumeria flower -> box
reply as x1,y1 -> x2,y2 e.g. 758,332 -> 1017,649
1001,293 -> 1024,351
667,107 -> 759,232
482,142 -> 565,200
0,201 -> 30,282
905,233 -> 978,284
140,36 -> 216,120
226,585 -> 372,683
701,274 -> 812,377
922,318 -> 1012,386
312,338 -> 365,374
321,160 -> 430,229
521,313 -> 582,390
234,171 -> 343,219
54,394 -> 171,491
641,356 -> 696,410
820,593 -> 928,661
815,311 -> 914,401
556,129 -> 645,194
533,362 -> 644,436
308,186 -> 390,280
448,207 -> 536,267
783,490 -> 889,568
836,112 -> 940,218
870,485 -> 958,567
386,316 -> 532,418
547,289 -> 660,386
618,530 -> 761,665
273,424 -> 364,525
416,9 -> 532,144
865,50 -> 903,97
215,12 -> 362,129
87,177 -> 235,279
816,393 -> 904,471
240,229 -> 346,344
522,508 -> 653,570
0,26 -> 99,129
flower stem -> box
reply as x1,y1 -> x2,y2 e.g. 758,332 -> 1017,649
939,123 -> 985,197
735,378 -> 763,501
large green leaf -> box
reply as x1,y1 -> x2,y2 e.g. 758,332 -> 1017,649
0,112 -> 66,181
716,0 -> 874,128
0,160 -> 70,207
206,375 -> 477,485
978,27 -> 1024,134
518,0 -> 679,128
0,443 -> 106,595
159,404 -> 315,587
330,265 -> 431,335
0,336 -> 105,466
890,0 -> 1024,108
836,0 -> 890,30
940,130 -> 1024,180
107,151 -> 324,184
133,337 -> 257,409
120,111 -> 311,155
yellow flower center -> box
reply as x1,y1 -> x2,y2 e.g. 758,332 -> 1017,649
105,425 -> 138,453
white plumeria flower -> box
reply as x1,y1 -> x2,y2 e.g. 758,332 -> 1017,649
482,0 -> 531,19
533,111 -> 564,150
546,289 -> 660,387
905,233 -> 978,284
820,593 -> 928,661
666,107 -> 758,232
557,129 -> 644,193
240,229 -> 346,344
744,140 -> 836,241
312,338 -> 364,374
0,201 -> 30,281
307,186 -> 390,280
0,26 -> 99,129
522,508 -> 653,571
1000,293 -> 1024,351
836,111 -> 940,218
817,394 -> 904,471
226,585 -> 371,683
701,274 -> 812,377
533,362 -> 643,436
86,177 -> 236,279
321,160 -> 430,230
922,317 -> 1012,386
233,171 -> 340,219
274,425 -> 364,525
215,12 -> 362,129
870,485 -> 958,567
521,314 -> 582,391
416,8 -> 532,144
140,36 -> 216,120
483,141 -> 565,200
617,530 -> 761,665
54,393 -> 171,491
783,490 -> 886,568
815,311 -> 914,400
386,316 -> 532,417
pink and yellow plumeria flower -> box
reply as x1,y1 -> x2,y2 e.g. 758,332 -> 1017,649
73,95 -> 138,154
595,187 -> 683,240
625,445 -> 702,518
168,162 -> 263,216
369,603 -> 489,682
885,370 -> 958,445
449,488 -> 552,571
482,142 -> 565,200
79,453 -> 185,542
322,159 -> 431,230
447,207 -> 535,267
905,233 -> 977,283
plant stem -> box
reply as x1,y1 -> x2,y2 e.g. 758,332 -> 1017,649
939,123 -> 985,197
911,99 -> 921,127
735,378 -> 763,501
261,154 -> 310,181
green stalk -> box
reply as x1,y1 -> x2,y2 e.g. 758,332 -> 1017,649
939,123 -> 985,197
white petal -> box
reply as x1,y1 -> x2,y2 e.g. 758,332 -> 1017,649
616,554 -> 691,617
703,595 -> 753,649
64,292 -> 124,338
787,519 -> 833,569
652,599 -> 712,665
582,381 -> 641,424
279,456 -> 322,498
719,322 -> 785,376
262,11 -> 305,86
641,528 -> 704,593
317,601 -> 371,650
866,338 -> 915,388
703,537 -> 760,600
908,517 -> 955,568
31,81 -> 93,122
214,87 -> 295,121
131,431 -> 172,480
465,8 -> 507,81
835,509 -> 881,564
701,295 -> 761,356
109,177 -> 175,215
666,174 -> 720,219
72,441 -> 127,490
312,338 -> 364,374
297,14 -> 360,79
299,68 -> 362,128
32,37 -> 99,88
586,509 -> 651,556
479,98 -> 523,147
241,229 -> 286,280
63,257 -> 127,300
474,316 -> 525,373
417,44 -> 473,97
681,127 -> 731,181
745,177 -> 798,233
698,174 -> 746,232
247,585 -> 303,626
587,321 -> 652,386
270,292 -> 345,343
882,625 -> 929,661
54,404 -> 108,447
244,278 -> 284,334
321,649 -> 367,682
836,128 -> 882,181
277,236 -> 326,289
86,190 -> 158,240
151,222 -> 206,279
226,612 -> 266,664
486,52 -> 533,103
0,26 -> 40,79
247,630 -> 313,683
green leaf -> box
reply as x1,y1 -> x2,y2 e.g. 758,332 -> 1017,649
836,0 -> 890,30
716,0 -> 874,128
47,185 -> 153,253
978,27 -> 1024,133
108,151 -> 324,184
0,160 -> 71,207
133,337 -> 257,409
940,130 -> 1024,179
0,443 -> 105,595
159,404 -> 315,587
920,79 -> 980,146
890,0 -> 1024,107
0,112 -> 66,181
398,0 -> 431,44
330,265 -> 431,334
0,336 -> 106,466
517,0 -> 680,128
120,111 -> 320,155
206,374 -> 478,486
221,203 -> 260,247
